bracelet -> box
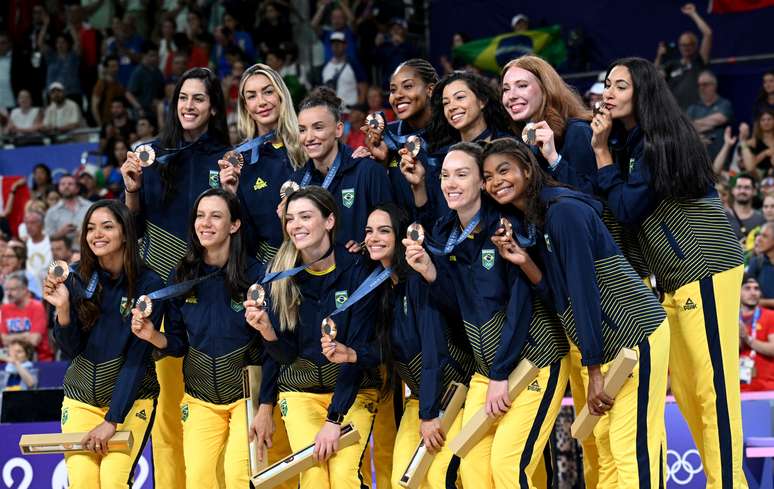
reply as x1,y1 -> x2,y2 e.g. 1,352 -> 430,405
124,188 -> 139,194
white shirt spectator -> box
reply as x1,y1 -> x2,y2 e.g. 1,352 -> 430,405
44,196 -> 91,251
43,99 -> 83,131
10,107 -> 41,131
322,59 -> 357,113
25,235 -> 52,295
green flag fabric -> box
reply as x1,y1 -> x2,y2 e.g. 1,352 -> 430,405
452,25 -> 567,73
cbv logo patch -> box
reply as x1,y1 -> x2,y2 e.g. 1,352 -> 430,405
209,170 -> 220,189
342,188 -> 355,208
481,249 -> 495,270
335,290 -> 348,308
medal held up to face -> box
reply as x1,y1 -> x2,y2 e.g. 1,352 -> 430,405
405,135 -> 422,158
366,112 -> 385,135
407,223 -> 425,244
593,101 -> 605,117
247,284 -> 266,306
497,217 -> 513,239
321,317 -> 337,340
135,144 -> 156,167
223,150 -> 245,169
135,295 -> 153,318
521,123 -> 537,146
279,180 -> 300,200
48,260 -> 69,280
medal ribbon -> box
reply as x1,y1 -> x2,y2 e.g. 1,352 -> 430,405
426,211 -> 482,256
327,266 -> 393,318
260,246 -> 335,284
300,152 -> 342,190
144,271 -> 221,301
233,131 -> 276,165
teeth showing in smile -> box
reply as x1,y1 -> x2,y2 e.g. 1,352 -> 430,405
451,113 -> 464,122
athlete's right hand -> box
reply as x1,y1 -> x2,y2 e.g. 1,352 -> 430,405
250,404 -> 276,462
402,239 -> 436,283
121,152 -> 143,193
361,124 -> 389,162
218,158 -> 241,194
420,418 -> 445,454
399,148 -> 425,186
43,274 -> 69,308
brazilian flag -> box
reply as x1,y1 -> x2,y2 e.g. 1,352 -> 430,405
452,25 -> 566,73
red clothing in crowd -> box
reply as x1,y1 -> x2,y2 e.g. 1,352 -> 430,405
0,298 -> 53,362
741,306 -> 774,391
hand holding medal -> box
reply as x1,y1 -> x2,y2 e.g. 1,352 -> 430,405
218,151 -> 244,194
402,223 -> 437,283
399,135 -> 426,187
522,121 -> 559,164
359,112 -> 389,162
43,261 -> 71,309
121,145 -> 153,193
590,102 -> 613,153
130,295 -> 157,342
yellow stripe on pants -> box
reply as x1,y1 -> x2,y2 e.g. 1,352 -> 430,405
279,389 -> 378,489
568,342 -> 599,489
61,397 -> 156,489
663,265 -> 747,489
587,319 -> 670,489
366,391 -> 398,488
390,397 -> 462,489
459,358 -> 568,489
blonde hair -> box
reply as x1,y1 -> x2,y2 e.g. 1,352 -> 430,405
501,55 -> 591,144
237,64 -> 305,169
268,187 -> 339,332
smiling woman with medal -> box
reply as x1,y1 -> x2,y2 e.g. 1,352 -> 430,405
118,67 -> 231,489
130,188 -> 274,489
44,200 -> 164,489
591,57 -> 746,489
404,142 -> 568,489
320,203 -> 475,488
288,87 -> 392,253
249,186 -> 382,489
218,64 -> 306,264
481,138 -> 670,488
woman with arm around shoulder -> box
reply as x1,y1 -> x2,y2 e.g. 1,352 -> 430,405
218,63 -> 306,263
256,186 -> 381,489
590,57 -> 746,489
44,200 -> 165,489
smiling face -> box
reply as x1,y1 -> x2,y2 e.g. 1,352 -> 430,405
298,105 -> 342,162
443,79 -> 485,133
482,152 -> 529,208
285,197 -> 334,252
389,67 -> 432,121
603,65 -> 636,127
177,78 -> 213,138
194,195 -> 239,251
242,73 -> 281,133
440,150 -> 482,211
365,210 -> 395,265
501,66 -> 543,122
86,207 -> 124,260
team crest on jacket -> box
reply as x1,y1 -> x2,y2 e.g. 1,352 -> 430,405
61,406 -> 69,425
342,188 -> 355,208
181,403 -> 189,422
120,296 -> 132,317
481,249 -> 495,270
208,170 -> 220,188
335,290 -> 348,308
230,299 -> 244,312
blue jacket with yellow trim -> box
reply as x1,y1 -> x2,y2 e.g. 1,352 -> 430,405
389,272 -> 474,420
535,186 -> 665,366
261,247 -> 380,417
234,142 -> 295,263
595,126 -> 742,292
290,143 -> 393,246
54,265 -> 165,423
134,133 -> 229,281
162,259 -> 270,405
428,198 -> 532,380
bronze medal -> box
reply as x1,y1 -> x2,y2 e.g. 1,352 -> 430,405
321,317 -> 337,340
521,123 -> 537,146
48,260 -> 69,280
135,144 -> 156,167
407,223 -> 425,244
405,135 -> 421,158
279,180 -> 300,199
247,283 -> 266,305
223,150 -> 244,169
593,101 -> 605,117
136,295 -> 153,318
366,113 -> 385,134
498,217 -> 513,238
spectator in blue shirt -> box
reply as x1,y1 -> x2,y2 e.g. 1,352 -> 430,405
374,18 -> 419,89
687,70 -> 734,160
127,42 -> 165,119
748,222 -> 774,308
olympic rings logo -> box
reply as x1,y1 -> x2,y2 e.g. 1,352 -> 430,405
666,449 -> 704,485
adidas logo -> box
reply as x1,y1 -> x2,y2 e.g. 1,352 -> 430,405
683,298 -> 697,311
136,409 -> 147,421
527,380 -> 541,392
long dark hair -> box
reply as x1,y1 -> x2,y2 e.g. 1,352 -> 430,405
175,188 -> 250,300
755,69 -> 774,107
481,138 -> 559,227
427,71 -> 512,152
368,203 -> 410,397
158,68 -> 229,200
607,57 -> 715,200
77,200 -> 141,331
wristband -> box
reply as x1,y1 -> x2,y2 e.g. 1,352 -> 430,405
124,188 -> 139,194
549,154 -> 562,169
326,412 -> 345,425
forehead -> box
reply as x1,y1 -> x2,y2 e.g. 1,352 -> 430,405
391,67 -> 419,85
443,79 -> 472,97
287,197 -> 320,214
299,105 -> 333,124
180,78 -> 207,94
197,195 -> 229,213
443,150 -> 477,171
503,66 -> 538,84
244,73 -> 273,91
607,65 -> 632,82
89,207 -> 116,222
367,209 -> 391,226
483,152 -> 519,171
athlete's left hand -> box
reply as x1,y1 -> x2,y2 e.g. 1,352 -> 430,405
313,421 -> 341,462
82,420 -> 117,456
420,418 -> 445,454
587,365 -> 614,415
321,338 -> 356,363
345,240 -> 363,254
485,379 -> 511,417
590,106 -> 614,152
